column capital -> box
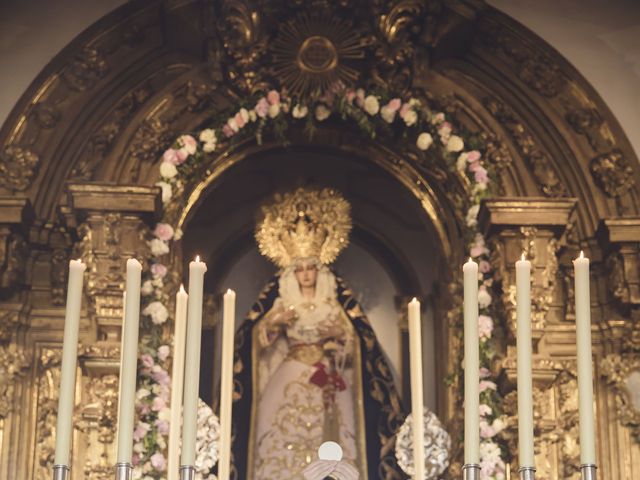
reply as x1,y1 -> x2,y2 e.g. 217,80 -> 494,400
478,197 -> 577,237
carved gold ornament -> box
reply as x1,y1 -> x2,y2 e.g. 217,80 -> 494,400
601,354 -> 640,443
271,12 -> 365,96
256,187 -> 351,267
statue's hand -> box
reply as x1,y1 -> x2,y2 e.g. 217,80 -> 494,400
269,305 -> 297,327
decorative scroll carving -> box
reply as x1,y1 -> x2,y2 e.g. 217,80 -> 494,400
0,344 -> 28,418
51,247 -> 69,306
0,145 -> 40,192
554,368 -> 581,479
76,374 -> 119,479
1,235 -> 28,289
127,118 -> 172,182
483,96 -> 568,197
31,102 -> 61,130
480,23 -> 566,98
0,309 -> 19,343
601,354 -> 640,444
590,150 -> 634,197
606,252 -> 629,303
34,348 -> 62,480
565,107 -> 609,152
61,46 -> 110,92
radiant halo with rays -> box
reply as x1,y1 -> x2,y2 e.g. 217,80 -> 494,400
270,12 -> 367,97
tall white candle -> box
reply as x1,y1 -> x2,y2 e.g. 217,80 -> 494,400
116,292 -> 126,438
54,259 -> 86,466
408,298 -> 424,480
574,251 -> 596,465
116,258 -> 142,464
516,254 -> 535,468
218,289 -> 236,480
463,258 -> 480,465
181,256 -> 207,467
168,285 -> 188,480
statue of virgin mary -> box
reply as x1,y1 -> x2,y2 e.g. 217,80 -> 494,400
229,188 -> 407,479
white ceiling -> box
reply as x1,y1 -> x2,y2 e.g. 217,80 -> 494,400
1,0 -> 639,157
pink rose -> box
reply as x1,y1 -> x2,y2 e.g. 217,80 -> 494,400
234,111 -> 246,129
467,161 -> 481,172
399,102 -> 411,118
132,453 -> 141,466
152,396 -> 166,412
133,422 -> 150,441
479,260 -> 492,273
139,404 -> 150,415
478,314 -> 493,339
345,89 -> 356,103
141,353 -> 154,368
175,148 -> 189,164
479,404 -> 493,417
155,419 -> 170,435
154,223 -> 174,241
152,367 -> 171,386
479,380 -> 497,393
162,148 -> 180,165
387,98 -> 401,112
467,150 -> 481,163
474,166 -> 489,184
150,452 -> 166,472
255,97 -> 269,118
179,135 -> 197,155
222,123 -> 234,137
479,367 -> 491,379
157,345 -> 170,362
480,420 -> 496,439
267,90 -> 280,105
150,263 -> 167,279
470,244 -> 488,258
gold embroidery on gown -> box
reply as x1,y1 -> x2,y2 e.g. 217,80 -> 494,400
249,297 -> 366,479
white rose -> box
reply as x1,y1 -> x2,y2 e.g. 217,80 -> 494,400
248,110 -> 257,122
199,128 -> 216,144
466,204 -> 480,227
447,134 -> 464,152
149,238 -> 169,257
141,280 -> 154,296
456,153 -> 468,172
136,388 -> 151,399
403,109 -> 418,126
133,442 -> 146,454
155,181 -> 172,203
159,161 -> 177,179
292,104 -> 308,119
202,141 -> 216,153
380,105 -> 396,123
315,104 -> 331,121
478,288 -> 492,308
416,132 -> 433,150
363,95 -> 380,115
143,301 -> 169,324
268,103 -> 280,118
239,108 -> 249,123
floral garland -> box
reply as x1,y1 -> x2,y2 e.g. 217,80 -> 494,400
135,83 -> 506,478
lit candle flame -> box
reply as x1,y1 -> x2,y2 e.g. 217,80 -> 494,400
77,258 -> 82,263
468,257 -> 472,263
195,255 -> 200,262
580,250 -> 584,259
521,253 -> 526,261
179,284 -> 186,293
411,297 -> 418,303
226,288 -> 234,294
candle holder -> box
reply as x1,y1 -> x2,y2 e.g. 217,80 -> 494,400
462,463 -> 480,480
519,466 -> 535,480
179,465 -> 196,480
114,462 -> 133,480
52,465 -> 70,480
580,464 -> 597,480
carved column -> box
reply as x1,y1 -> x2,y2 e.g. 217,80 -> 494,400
62,183 -> 160,478
479,197 -> 577,478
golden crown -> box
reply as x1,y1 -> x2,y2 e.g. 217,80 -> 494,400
255,187 -> 352,268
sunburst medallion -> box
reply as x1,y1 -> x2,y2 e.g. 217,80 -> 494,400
270,12 -> 366,97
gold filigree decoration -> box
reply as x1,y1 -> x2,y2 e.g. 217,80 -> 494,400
601,354 -> 640,444
0,344 -> 28,418
256,187 -> 351,267
34,348 -> 62,480
590,150 -> 634,197
0,145 -> 40,192
271,12 -> 365,96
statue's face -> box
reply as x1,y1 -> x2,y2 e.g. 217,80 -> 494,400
294,261 -> 318,288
